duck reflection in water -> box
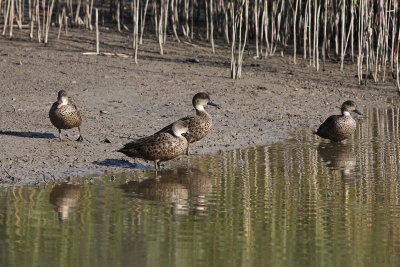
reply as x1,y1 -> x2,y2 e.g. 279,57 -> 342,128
120,167 -> 212,216
317,142 -> 356,182
49,183 -> 82,221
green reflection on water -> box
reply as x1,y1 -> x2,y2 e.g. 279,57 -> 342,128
1,108 -> 400,266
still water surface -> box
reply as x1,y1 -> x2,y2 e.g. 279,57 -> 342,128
1,108 -> 400,266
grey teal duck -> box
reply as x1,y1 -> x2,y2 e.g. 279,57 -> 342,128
118,120 -> 195,171
314,100 -> 362,142
49,90 -> 83,141
155,92 -> 219,155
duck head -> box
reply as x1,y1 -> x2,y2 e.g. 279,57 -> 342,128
172,121 -> 196,137
341,100 -> 362,116
192,92 -> 220,111
56,90 -> 69,108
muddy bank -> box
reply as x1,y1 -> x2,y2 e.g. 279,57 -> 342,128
0,28 -> 397,185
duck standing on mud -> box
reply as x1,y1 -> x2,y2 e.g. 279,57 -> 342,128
118,120 -> 195,171
155,92 -> 219,155
49,90 -> 83,141
314,100 -> 363,142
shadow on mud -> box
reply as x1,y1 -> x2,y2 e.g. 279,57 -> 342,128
0,131 -> 56,139
92,159 -> 151,170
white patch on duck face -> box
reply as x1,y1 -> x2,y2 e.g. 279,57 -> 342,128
343,111 -> 351,116
195,104 -> 205,111
60,96 -> 69,105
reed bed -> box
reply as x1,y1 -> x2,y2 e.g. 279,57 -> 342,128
1,0 -> 400,85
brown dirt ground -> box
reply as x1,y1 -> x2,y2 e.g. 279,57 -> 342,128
0,27 -> 398,185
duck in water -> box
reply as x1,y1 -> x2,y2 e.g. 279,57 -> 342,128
314,100 -> 362,142
118,120 -> 195,171
155,92 -> 219,155
49,90 -> 83,141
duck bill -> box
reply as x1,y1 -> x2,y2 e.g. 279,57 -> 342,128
56,100 -> 62,109
207,101 -> 220,109
354,109 -> 363,115
186,130 -> 196,137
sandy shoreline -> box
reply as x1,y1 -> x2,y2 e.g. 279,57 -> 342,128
0,28 -> 398,185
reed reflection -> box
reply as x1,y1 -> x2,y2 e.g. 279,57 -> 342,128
49,183 -> 82,221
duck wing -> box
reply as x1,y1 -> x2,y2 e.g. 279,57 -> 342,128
154,115 -> 194,135
119,135 -> 157,151
118,133 -> 175,159
315,115 -> 338,136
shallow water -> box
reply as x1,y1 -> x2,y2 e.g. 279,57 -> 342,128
1,108 -> 400,266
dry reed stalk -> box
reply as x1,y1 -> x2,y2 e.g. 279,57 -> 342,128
293,0 -> 298,64
15,0 -> 22,29
230,0 -> 236,78
36,0 -> 40,42
28,0 -> 31,20
29,0 -> 34,39
313,0 -> 317,67
133,0 -> 139,63
139,0 -> 149,44
254,0 -> 260,57
162,0 -> 168,43
41,0 -> 45,36
75,0 -> 81,25
57,7 -> 65,40
89,0 -> 94,29
316,3 -> 320,71
64,7 -> 68,35
205,0 -> 209,40
237,0 -> 248,78
307,0 -> 311,64
340,0 -> 345,71
171,0 -> 180,42
303,0 -> 308,59
210,0 -> 214,53
96,8 -> 99,54
182,0 -> 189,39
44,0 -> 55,43
190,0 -> 193,40
222,0 -> 229,44
9,0 -> 14,38
158,0 -> 164,54
116,0 -> 120,31
230,0 -> 248,79
2,0 -> 11,36
153,1 -> 158,38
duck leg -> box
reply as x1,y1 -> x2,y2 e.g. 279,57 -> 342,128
76,127 -> 83,142
58,129 -> 62,141
185,145 -> 190,156
154,161 -> 159,172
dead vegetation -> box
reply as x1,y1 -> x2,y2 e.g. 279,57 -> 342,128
1,0 -> 400,88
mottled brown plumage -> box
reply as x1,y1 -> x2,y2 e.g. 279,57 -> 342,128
155,92 -> 219,154
314,100 -> 362,142
49,90 -> 83,141
118,120 -> 193,171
